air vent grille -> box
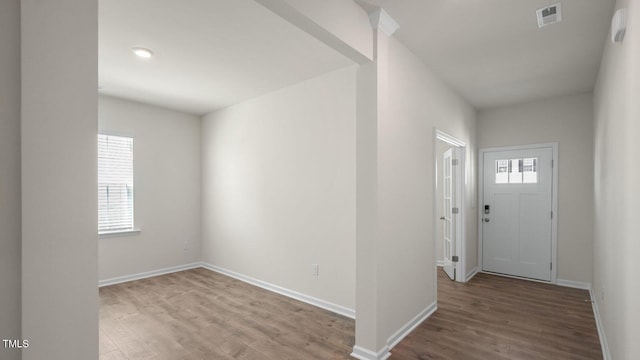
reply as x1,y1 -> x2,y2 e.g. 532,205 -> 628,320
536,3 -> 562,28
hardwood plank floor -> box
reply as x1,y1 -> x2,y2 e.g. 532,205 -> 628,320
99,268 -> 354,359
100,268 -> 602,359
391,269 -> 603,360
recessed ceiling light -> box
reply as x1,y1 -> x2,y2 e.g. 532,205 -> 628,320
132,47 -> 154,59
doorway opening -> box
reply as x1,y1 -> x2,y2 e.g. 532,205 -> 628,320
478,143 -> 558,283
433,129 -> 467,285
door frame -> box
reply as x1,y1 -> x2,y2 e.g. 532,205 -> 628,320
478,142 -> 559,283
433,129 -> 467,283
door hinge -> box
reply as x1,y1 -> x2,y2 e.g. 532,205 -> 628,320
551,160 -> 554,168
452,159 -> 459,166
452,255 -> 459,263
452,207 -> 459,214
551,210 -> 553,219
550,262 -> 553,271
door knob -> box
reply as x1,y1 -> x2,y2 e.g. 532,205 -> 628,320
440,216 -> 446,220
483,218 -> 490,222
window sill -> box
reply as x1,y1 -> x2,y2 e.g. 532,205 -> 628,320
99,229 -> 141,238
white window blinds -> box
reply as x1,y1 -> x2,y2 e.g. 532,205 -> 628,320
98,134 -> 134,233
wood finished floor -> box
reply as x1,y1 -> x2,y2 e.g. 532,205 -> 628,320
100,268 -> 602,360
99,268 -> 354,359
391,270 -> 603,360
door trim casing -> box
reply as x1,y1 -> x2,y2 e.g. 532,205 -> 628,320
478,142 -> 559,283
433,129 -> 467,283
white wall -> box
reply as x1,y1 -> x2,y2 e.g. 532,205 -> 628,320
98,95 -> 202,281
201,66 -> 357,310
21,0 -> 98,358
0,1 -> 21,359
478,93 -> 594,284
377,36 -> 477,346
593,0 -> 640,358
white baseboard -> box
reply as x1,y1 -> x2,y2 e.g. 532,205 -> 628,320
465,266 -> 479,281
351,302 -> 437,360
556,279 -> 591,290
387,302 -> 437,349
556,279 -> 609,359
437,260 -> 445,267
99,262 -> 610,360
99,262 -> 202,287
589,287 -> 611,360
201,262 -> 355,319
350,345 -> 391,360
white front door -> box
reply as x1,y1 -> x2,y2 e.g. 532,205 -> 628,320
482,147 -> 553,281
442,147 -> 460,280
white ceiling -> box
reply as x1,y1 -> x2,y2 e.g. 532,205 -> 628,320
364,0 -> 615,109
101,0 -> 616,114
99,0 -> 353,115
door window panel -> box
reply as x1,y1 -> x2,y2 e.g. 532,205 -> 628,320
495,158 -> 538,184
509,158 -> 523,183
523,158 -> 538,183
496,160 -> 509,184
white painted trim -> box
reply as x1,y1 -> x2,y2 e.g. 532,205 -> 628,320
201,262 -> 355,319
556,279 -> 591,290
477,272 -> 609,358
387,302 -> 437,349
354,303 -> 438,359
99,228 -> 141,238
99,262 -> 355,319
435,129 -> 467,147
480,270 -> 555,285
351,345 -> 391,360
457,147 -> 466,283
437,260 -> 445,267
550,143 -> 559,283
368,8 -> 399,36
555,275 -> 611,359
98,262 -> 201,287
477,149 -> 484,277
478,142 -> 559,283
589,287 -> 611,360
465,266 -> 479,281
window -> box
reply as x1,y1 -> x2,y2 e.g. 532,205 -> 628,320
98,134 -> 134,234
496,160 -> 509,183
522,158 -> 538,183
495,157 -> 538,184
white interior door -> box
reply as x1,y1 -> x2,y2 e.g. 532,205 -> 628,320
482,147 -> 553,281
442,147 -> 460,280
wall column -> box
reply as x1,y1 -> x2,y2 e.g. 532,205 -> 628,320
21,1 -> 99,359
0,1 -> 22,359
353,8 -> 399,360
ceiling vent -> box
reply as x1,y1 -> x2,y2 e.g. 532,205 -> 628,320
536,3 -> 562,28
